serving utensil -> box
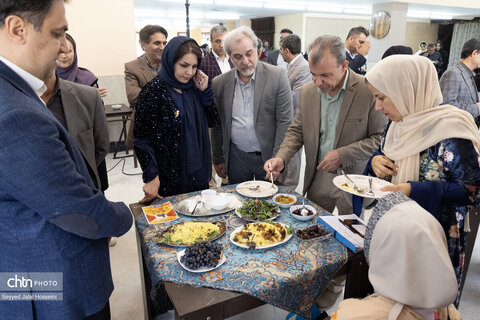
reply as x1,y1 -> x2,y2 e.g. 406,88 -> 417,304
341,170 -> 362,193
268,162 -> 276,190
190,199 -> 201,215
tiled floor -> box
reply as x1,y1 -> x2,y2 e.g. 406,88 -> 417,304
105,153 -> 480,320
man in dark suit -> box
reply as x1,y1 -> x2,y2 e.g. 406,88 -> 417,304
212,26 -> 293,184
0,1 -> 132,319
266,28 -> 293,68
344,26 -> 370,75
425,43 -> 443,76
41,69 -> 109,192
200,24 -> 234,187
200,24 -> 234,88
124,25 -> 168,149
440,37 -> 480,125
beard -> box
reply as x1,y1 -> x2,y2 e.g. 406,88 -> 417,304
238,62 -> 255,77
239,68 -> 254,77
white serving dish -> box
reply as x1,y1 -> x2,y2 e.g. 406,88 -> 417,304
290,204 -> 317,221
204,193 -> 231,210
272,193 -> 297,208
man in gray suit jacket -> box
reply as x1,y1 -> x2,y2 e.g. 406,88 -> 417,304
124,25 -> 168,148
212,26 -> 293,184
41,70 -> 109,191
266,35 -> 386,214
280,34 -> 311,113
440,37 -> 480,125
277,34 -> 312,188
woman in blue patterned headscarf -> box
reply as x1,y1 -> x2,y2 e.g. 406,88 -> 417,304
134,36 -> 218,201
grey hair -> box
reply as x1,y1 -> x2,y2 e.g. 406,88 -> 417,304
223,26 -> 258,57
210,24 -> 227,40
308,35 -> 346,67
256,38 -> 263,51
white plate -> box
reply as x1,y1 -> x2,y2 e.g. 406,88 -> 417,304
230,222 -> 293,249
234,207 -> 279,222
111,104 -> 122,109
236,180 -> 278,198
332,174 -> 393,199
177,249 -> 226,273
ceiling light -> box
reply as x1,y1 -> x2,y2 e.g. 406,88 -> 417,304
307,6 -> 343,13
205,12 -> 240,20
343,8 -> 371,15
430,14 -> 453,20
264,3 -> 306,10
157,0 -> 213,4
217,0 -> 263,8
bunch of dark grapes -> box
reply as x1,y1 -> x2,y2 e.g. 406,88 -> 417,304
180,242 -> 222,270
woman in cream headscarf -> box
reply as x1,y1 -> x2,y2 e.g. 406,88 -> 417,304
364,55 -> 480,305
332,193 -> 461,320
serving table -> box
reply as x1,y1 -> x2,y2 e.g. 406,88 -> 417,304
132,185 -> 371,320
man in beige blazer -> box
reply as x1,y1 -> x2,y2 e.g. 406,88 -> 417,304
266,35 -> 386,214
211,26 -> 293,184
124,25 -> 168,148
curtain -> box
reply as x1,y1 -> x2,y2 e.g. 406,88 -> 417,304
448,20 -> 480,70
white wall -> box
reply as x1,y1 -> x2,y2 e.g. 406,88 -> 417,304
65,0 -> 137,76
304,15 -> 370,51
405,20 -> 439,53
274,14 -> 304,49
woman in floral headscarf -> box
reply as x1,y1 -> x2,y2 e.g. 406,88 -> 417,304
364,55 -> 480,305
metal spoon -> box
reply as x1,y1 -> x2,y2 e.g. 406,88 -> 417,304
341,170 -> 362,193
190,199 -> 201,215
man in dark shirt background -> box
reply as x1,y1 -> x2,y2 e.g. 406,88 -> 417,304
344,26 -> 370,75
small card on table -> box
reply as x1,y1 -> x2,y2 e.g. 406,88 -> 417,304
142,201 -> 179,225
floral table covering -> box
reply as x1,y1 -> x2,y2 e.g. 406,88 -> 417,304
135,185 -> 348,317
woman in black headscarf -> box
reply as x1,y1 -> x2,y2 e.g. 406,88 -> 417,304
134,36 -> 218,202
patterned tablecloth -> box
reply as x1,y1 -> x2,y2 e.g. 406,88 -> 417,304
135,185 -> 348,317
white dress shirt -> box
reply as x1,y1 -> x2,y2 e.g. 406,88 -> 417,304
212,50 -> 232,74
0,56 -> 47,101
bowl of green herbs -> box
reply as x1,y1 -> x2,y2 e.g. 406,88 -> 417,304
235,199 -> 280,221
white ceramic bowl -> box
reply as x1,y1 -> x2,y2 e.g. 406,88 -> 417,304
205,194 -> 230,210
272,193 -> 297,208
290,204 -> 317,221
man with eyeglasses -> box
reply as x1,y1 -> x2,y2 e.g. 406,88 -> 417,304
200,24 -> 234,88
124,24 -> 168,150
266,28 -> 293,69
